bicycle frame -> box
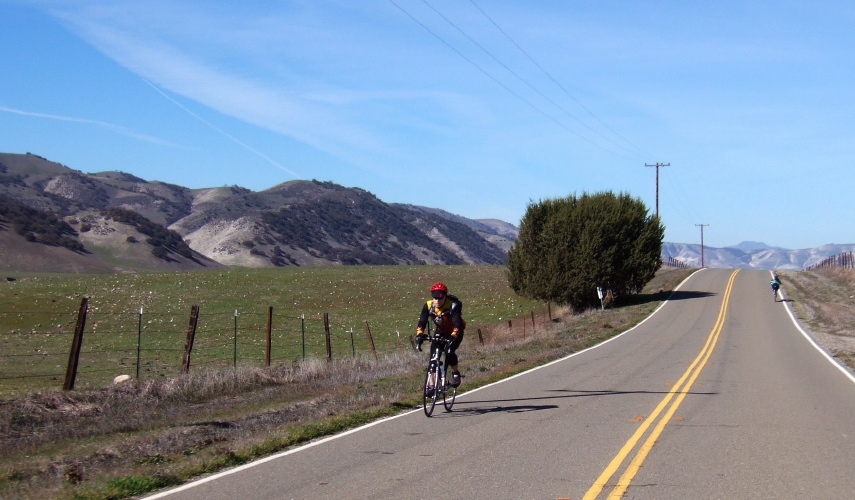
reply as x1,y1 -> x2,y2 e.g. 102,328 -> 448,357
419,333 -> 457,417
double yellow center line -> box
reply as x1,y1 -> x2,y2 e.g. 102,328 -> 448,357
581,269 -> 740,500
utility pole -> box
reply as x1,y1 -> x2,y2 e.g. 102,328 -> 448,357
695,224 -> 709,267
645,162 -> 670,217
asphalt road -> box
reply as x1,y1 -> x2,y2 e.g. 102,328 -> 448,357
145,268 -> 855,500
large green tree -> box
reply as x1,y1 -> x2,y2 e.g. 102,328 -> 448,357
506,191 -> 664,311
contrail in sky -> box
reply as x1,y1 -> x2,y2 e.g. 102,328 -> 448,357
141,79 -> 302,179
0,105 -> 176,145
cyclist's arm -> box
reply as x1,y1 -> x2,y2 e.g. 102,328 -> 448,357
416,302 -> 430,333
449,298 -> 464,332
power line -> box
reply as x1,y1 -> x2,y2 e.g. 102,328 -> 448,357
388,0 -> 629,157
468,0 -> 652,159
422,0 -> 635,159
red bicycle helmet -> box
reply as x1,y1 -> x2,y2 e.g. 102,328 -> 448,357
430,282 -> 448,293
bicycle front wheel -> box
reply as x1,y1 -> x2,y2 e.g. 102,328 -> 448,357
423,363 -> 438,417
443,384 -> 456,412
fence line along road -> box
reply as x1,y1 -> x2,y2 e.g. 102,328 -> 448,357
0,299 -> 547,394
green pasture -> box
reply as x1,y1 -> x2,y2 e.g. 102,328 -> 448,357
0,266 -> 545,395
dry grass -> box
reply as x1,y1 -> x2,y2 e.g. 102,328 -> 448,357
0,353 -> 423,500
0,267 -> 694,500
780,268 -> 855,371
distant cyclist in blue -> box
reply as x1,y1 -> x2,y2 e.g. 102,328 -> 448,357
771,273 -> 782,301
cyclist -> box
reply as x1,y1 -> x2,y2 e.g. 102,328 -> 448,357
416,282 -> 465,388
771,273 -> 782,300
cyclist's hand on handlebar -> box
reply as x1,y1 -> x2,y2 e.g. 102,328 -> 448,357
415,332 -> 428,351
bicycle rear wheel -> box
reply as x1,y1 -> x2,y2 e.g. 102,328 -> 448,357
422,363 -> 438,417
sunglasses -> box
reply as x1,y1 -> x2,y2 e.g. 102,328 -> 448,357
431,292 -> 447,299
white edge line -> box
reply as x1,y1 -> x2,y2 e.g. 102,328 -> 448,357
145,268 -> 706,498
772,270 -> 855,384
142,409 -> 417,498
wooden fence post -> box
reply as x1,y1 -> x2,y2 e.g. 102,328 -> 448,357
137,307 -> 143,379
531,311 -> 536,334
364,320 -> 378,361
548,303 -> 552,322
265,306 -> 273,367
63,297 -> 89,391
301,314 -> 306,361
181,305 -> 199,374
324,313 -> 332,361
477,328 -> 484,345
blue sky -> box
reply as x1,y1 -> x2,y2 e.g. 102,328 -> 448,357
2,0 -> 853,250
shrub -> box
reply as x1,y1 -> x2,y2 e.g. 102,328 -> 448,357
507,191 -> 663,311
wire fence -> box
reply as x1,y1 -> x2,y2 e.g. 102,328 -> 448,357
662,256 -> 690,269
805,251 -> 855,271
0,303 -> 417,394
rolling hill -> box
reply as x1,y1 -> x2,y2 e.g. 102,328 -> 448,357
0,152 -> 511,273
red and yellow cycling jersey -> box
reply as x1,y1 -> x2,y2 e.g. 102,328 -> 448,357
416,294 -> 465,336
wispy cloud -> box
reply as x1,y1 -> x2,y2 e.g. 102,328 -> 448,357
141,79 -> 302,179
40,1 -> 488,178
0,105 -> 178,146
43,2 -> 413,167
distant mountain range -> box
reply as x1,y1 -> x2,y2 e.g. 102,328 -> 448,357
662,242 -> 855,270
1,152 -> 850,274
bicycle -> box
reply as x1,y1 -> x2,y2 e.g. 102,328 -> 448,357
416,332 -> 457,417
772,283 -> 780,302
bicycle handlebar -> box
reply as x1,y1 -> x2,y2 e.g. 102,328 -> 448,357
415,333 -> 453,352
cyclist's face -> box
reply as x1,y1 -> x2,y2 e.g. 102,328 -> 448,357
432,294 -> 446,307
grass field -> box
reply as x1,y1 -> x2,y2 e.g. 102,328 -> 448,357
0,266 -> 546,395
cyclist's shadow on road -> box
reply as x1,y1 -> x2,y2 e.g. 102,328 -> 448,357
436,388 -> 716,417
439,404 -> 559,417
